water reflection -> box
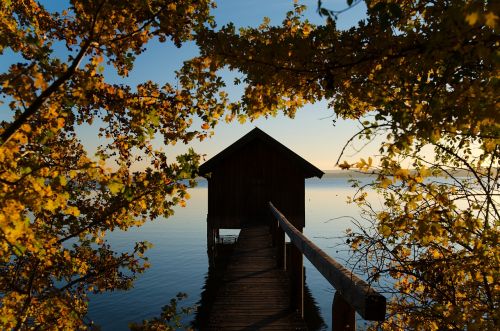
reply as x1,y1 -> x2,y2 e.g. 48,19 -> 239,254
193,241 -> 326,331
193,242 -> 235,329
87,177 -> 372,330
303,281 -> 327,331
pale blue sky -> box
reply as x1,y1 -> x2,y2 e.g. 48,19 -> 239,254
1,1 -> 380,170
164,0 -> 374,170
125,0 -> 374,170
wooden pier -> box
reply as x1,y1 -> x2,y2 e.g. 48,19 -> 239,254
206,224 -> 307,330
199,128 -> 386,330
204,204 -> 387,330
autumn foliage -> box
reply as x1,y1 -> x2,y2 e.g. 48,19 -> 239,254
0,0 -> 224,329
1,0 -> 499,329
184,0 -> 499,329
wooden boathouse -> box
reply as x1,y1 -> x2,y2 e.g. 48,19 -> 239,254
199,128 -> 386,330
199,127 -> 323,239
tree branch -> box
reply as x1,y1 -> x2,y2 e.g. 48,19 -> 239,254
0,0 -> 108,147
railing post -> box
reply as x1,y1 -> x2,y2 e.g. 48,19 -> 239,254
332,291 -> 356,331
207,219 -> 215,267
207,219 -> 214,249
276,223 -> 285,269
270,213 -> 276,244
290,242 -> 304,317
285,242 -> 291,271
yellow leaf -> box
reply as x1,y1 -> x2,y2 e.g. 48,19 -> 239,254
380,224 -> 391,237
302,24 -> 311,37
58,176 -> 67,186
108,181 -> 124,194
138,200 -> 147,209
21,124 -> 31,133
465,12 -> 479,26
485,12 -> 498,28
380,177 -> 392,188
34,72 -> 47,89
45,200 -> 58,212
419,167 -> 431,178
395,168 -> 410,179
237,115 -> 247,124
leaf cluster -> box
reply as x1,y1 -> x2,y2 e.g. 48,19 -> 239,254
0,1 -> 222,329
184,0 -> 499,329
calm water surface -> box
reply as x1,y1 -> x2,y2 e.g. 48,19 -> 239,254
88,177 -> 379,330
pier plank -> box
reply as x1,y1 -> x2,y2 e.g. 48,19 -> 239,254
205,225 -> 307,330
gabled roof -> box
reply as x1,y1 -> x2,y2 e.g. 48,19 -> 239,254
199,127 -> 324,179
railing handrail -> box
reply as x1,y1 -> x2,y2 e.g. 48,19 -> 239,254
269,202 -> 386,321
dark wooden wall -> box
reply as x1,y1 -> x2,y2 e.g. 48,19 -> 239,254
207,139 -> 305,230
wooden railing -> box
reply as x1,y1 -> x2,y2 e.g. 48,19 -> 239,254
269,202 -> 386,330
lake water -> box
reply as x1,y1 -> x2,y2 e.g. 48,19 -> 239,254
88,177 -> 379,330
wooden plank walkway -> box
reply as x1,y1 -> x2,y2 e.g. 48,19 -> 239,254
205,224 -> 307,330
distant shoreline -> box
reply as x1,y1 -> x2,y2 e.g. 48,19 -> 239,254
321,170 -> 375,178
195,169 -> 483,181
321,169 -> 482,178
